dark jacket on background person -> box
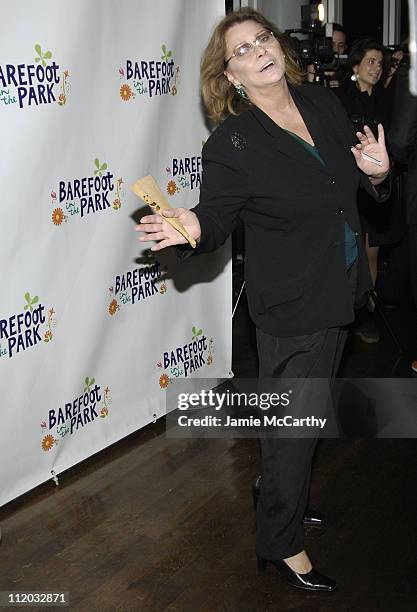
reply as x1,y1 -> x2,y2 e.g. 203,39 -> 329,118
334,80 -> 401,246
188,84 -> 390,337
389,63 -> 417,224
389,63 -> 417,307
333,79 -> 389,137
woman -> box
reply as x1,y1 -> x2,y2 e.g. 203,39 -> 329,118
334,39 -> 400,342
137,8 -> 389,592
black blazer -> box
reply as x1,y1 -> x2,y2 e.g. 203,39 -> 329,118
192,84 -> 389,337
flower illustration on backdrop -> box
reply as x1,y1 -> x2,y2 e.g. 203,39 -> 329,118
206,338 -> 214,365
112,177 -> 123,210
159,373 -> 170,388
43,307 -> 56,343
52,207 -> 65,226
108,298 -> 119,316
57,69 -> 70,107
120,84 -> 133,101
100,385 -> 111,418
42,434 -> 56,451
34,44 -> 52,67
167,180 -> 177,196
159,281 -> 167,294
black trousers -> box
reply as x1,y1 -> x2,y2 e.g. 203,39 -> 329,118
255,325 -> 347,560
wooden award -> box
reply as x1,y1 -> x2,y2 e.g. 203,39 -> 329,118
132,175 -> 197,248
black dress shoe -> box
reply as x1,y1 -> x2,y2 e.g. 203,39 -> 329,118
252,476 -> 324,527
257,556 -> 336,592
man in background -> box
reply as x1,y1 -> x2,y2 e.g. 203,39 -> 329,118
307,23 -> 348,86
332,23 -> 348,56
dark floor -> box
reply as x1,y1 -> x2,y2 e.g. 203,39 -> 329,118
1,279 -> 417,611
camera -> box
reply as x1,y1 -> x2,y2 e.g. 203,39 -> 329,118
284,3 -> 347,86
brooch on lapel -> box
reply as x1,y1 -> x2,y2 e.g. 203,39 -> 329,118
230,131 -> 247,150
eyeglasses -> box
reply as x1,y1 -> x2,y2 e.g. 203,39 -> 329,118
225,31 -> 276,65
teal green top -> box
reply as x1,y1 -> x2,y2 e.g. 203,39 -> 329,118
284,130 -> 358,269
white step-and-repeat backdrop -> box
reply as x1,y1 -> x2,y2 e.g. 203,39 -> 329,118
0,0 -> 231,507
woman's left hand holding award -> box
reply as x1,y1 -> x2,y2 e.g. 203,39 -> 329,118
132,175 -> 198,250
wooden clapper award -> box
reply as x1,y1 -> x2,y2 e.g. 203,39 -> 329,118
132,175 -> 197,248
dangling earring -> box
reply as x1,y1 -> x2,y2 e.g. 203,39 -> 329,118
351,72 -> 358,82
234,82 -> 246,98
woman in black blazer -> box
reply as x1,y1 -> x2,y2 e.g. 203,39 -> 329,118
137,8 -> 390,593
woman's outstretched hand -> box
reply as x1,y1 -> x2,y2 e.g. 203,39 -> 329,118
135,208 -> 201,251
350,124 -> 390,181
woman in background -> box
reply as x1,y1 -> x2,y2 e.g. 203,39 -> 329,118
334,39 -> 401,342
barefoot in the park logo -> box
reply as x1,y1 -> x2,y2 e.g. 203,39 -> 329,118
107,258 -> 167,316
165,148 -> 203,197
156,327 -> 214,389
0,44 -> 70,109
118,44 -> 180,101
40,377 -> 111,452
50,158 -> 124,226
0,292 -> 56,359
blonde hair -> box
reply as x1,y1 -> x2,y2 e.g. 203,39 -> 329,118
201,8 -> 304,125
